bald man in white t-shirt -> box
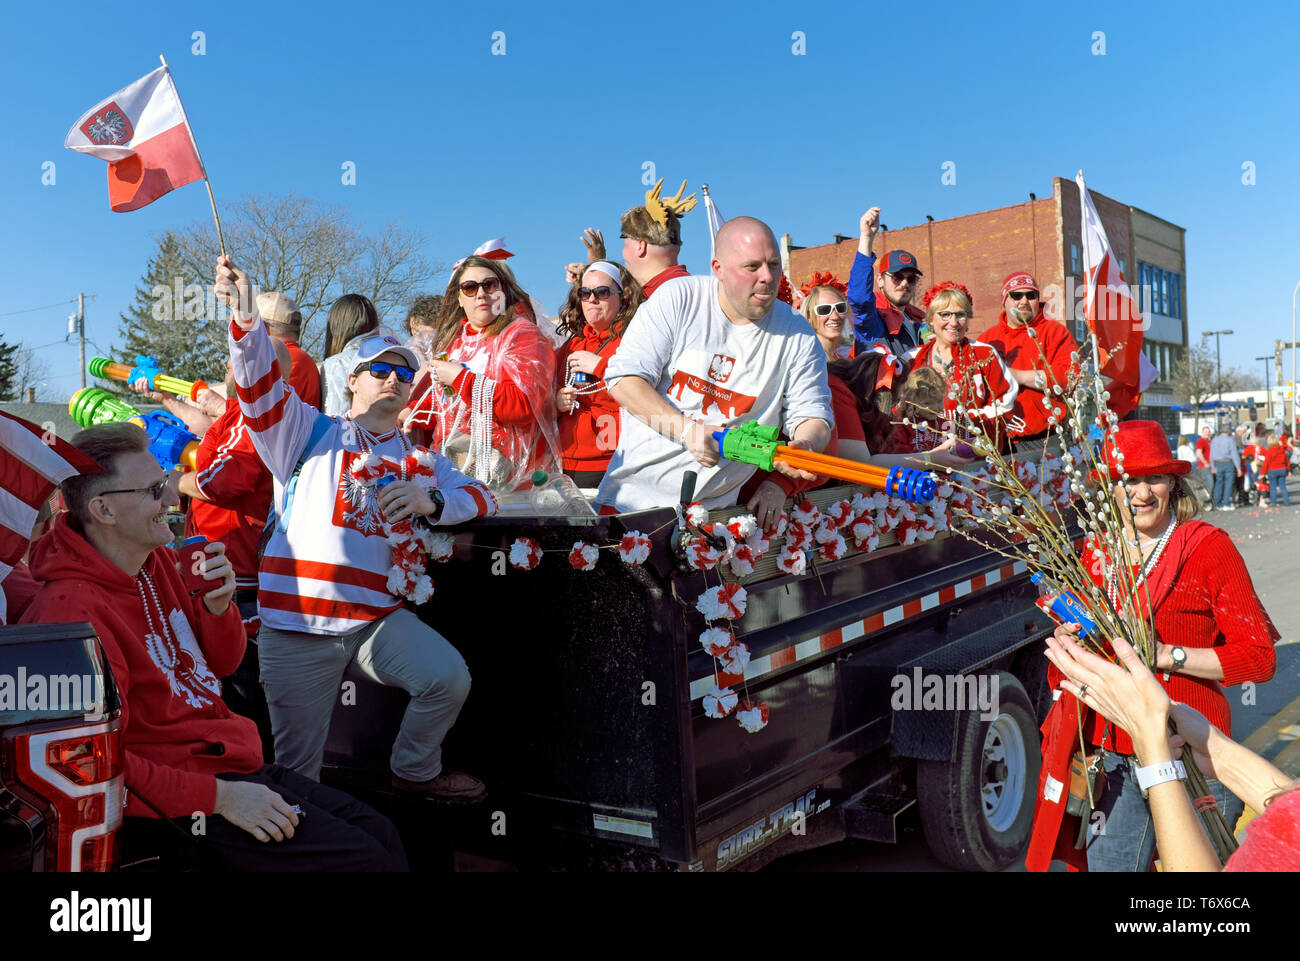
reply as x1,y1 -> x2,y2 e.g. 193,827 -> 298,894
597,217 -> 833,514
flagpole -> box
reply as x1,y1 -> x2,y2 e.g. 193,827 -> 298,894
159,54 -> 226,258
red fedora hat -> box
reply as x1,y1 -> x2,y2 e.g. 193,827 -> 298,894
1096,421 -> 1190,481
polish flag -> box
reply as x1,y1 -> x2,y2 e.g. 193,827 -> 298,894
0,412 -> 103,621
1077,171 -> 1158,418
65,66 -> 205,212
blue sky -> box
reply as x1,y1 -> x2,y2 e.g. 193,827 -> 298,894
4,0 -> 1300,400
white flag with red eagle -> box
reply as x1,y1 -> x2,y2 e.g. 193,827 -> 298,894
0,412 -> 102,622
1077,171 -> 1158,417
65,65 -> 205,212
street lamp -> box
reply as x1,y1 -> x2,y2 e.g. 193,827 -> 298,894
1202,329 -> 1233,421
1256,355 -> 1273,421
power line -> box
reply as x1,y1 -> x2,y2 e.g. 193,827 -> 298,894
0,298 -> 79,319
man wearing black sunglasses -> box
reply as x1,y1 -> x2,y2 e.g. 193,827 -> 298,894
21,422 -> 408,869
216,256 -> 497,804
977,271 -> 1079,449
846,206 -> 927,359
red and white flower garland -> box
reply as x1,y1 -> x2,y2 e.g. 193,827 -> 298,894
349,450 -> 444,604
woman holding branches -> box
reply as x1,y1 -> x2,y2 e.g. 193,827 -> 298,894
1027,421 -> 1279,871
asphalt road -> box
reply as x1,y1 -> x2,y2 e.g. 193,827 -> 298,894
767,484 -> 1300,872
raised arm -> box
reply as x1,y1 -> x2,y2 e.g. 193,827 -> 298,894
215,256 -> 324,481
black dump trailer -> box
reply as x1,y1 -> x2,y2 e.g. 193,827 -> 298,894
322,481 -> 1056,872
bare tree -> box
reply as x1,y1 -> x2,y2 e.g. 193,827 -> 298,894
171,193 -> 444,356
1168,344 -> 1231,433
13,344 -> 54,401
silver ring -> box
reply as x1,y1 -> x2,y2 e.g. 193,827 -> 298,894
1078,683 -> 1089,699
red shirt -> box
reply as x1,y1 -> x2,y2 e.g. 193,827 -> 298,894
978,311 -> 1077,439
829,373 -> 865,445
641,264 -> 690,299
1224,788 -> 1300,871
556,325 -> 624,472
282,339 -> 322,411
188,398 -> 272,587
1262,444 -> 1289,472
1079,522 -> 1278,754
1196,436 -> 1211,466
1,560 -> 41,624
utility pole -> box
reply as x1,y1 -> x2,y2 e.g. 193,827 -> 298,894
1256,355 -> 1273,420
78,292 -> 85,390
1203,329 -> 1233,421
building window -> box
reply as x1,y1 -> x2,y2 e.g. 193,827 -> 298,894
1071,243 -> 1081,275
1136,262 -> 1184,319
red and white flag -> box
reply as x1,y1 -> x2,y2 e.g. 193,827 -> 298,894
1077,171 -> 1157,417
0,412 -> 102,616
65,65 -> 205,212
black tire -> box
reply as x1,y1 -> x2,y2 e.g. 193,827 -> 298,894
916,672 -> 1040,872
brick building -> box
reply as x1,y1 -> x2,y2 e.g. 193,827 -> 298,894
784,176 -> 1188,429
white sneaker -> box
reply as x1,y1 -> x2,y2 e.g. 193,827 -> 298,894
1222,505 -> 1236,511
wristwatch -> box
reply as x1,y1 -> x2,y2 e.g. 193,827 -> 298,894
1170,646 -> 1188,672
1133,759 -> 1186,797
428,489 -> 446,523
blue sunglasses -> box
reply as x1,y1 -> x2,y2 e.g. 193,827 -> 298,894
355,361 -> 415,383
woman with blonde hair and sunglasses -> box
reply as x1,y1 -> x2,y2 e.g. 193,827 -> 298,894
404,256 -> 561,492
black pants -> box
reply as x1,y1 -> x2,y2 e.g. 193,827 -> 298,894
123,764 -> 408,871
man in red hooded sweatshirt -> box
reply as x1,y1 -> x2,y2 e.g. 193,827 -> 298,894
978,271 -> 1078,452
846,206 -> 926,360
20,422 -> 405,870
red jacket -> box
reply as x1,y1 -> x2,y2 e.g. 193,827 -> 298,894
977,310 -> 1077,439
909,339 -> 1018,448
282,339 -> 322,411
20,514 -> 260,819
189,398 -> 272,588
1262,444 -> 1289,473
556,325 -> 624,473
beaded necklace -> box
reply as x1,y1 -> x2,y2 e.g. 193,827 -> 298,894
137,568 -> 214,707
1105,517 -> 1178,613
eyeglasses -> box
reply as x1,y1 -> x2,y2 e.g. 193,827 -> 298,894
579,286 -> 616,302
355,361 -> 415,383
1008,290 -> 1039,301
458,277 -> 502,296
887,273 -> 920,285
936,310 -> 970,321
99,476 -> 171,501
813,302 -> 848,317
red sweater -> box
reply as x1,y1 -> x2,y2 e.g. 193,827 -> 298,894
283,339 -> 322,411
1077,522 -> 1278,754
20,515 -> 260,818
1262,444 -> 1289,472
556,325 -> 624,472
1224,788 -> 1300,871
977,310 -> 1077,439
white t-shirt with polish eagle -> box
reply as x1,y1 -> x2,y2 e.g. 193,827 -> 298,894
596,275 -> 832,512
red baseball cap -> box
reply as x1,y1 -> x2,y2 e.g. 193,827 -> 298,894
879,250 -> 922,276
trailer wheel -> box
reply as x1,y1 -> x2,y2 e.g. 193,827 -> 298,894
916,672 -> 1040,872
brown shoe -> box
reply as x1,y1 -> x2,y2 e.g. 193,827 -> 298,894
391,770 -> 487,803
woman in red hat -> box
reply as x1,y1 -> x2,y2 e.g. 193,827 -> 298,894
1029,421 -> 1280,872
404,256 -> 561,492
907,282 -> 1019,451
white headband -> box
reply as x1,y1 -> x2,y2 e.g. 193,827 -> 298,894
584,261 -> 623,289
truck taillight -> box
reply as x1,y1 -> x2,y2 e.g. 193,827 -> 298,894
14,721 -> 124,871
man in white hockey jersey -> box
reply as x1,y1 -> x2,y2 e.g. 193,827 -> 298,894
216,256 -> 495,803
596,217 -> 833,518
